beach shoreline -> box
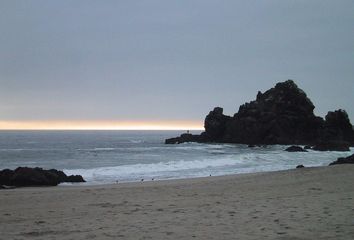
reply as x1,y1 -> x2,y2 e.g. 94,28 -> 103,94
1,165 -> 354,239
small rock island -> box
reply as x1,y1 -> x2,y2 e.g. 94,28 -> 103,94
166,80 -> 354,151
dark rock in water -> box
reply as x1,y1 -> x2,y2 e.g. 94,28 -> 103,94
304,145 -> 312,150
248,144 -> 256,148
296,165 -> 305,169
0,167 -> 85,187
165,133 -> 208,144
66,175 -> 85,182
312,141 -> 350,152
165,137 -> 180,144
10,167 -> 60,186
48,169 -> 69,182
165,80 -> 354,149
285,146 -> 307,152
329,154 -> 354,165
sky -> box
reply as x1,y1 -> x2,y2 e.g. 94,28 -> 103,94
0,1 -> 353,129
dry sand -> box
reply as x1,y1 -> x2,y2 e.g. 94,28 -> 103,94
1,165 -> 354,240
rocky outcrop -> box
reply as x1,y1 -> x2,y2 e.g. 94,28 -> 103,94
309,110 -> 354,151
204,107 -> 231,141
312,141 -> 350,152
0,167 -> 85,187
222,80 -> 323,144
165,133 -> 206,144
321,110 -> 354,143
329,154 -> 354,165
285,146 -> 307,152
166,80 -> 354,149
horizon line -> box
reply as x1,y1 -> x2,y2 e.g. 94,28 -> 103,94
0,120 -> 204,131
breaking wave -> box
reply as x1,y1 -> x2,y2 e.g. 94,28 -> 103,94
64,147 -> 354,184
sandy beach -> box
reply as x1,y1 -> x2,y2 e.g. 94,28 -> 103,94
1,165 -> 354,240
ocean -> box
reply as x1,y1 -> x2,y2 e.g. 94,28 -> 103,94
0,130 -> 352,185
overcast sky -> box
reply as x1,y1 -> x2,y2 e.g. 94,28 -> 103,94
1,0 -> 353,123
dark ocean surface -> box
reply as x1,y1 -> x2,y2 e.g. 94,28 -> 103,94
0,131 -> 352,184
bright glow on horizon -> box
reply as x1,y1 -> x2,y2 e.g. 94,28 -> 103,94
0,120 -> 204,130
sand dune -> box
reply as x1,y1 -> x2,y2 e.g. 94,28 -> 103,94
1,165 -> 354,239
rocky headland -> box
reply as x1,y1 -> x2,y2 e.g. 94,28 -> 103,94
166,80 -> 354,151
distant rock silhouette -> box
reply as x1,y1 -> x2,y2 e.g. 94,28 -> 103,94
0,167 -> 85,187
165,133 -> 205,144
166,80 -> 354,149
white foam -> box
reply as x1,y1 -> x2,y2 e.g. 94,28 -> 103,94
76,147 -> 116,151
64,146 -> 354,184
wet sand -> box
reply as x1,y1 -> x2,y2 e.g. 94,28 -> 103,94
1,165 -> 354,240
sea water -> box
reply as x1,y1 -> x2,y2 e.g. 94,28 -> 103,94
0,130 -> 352,185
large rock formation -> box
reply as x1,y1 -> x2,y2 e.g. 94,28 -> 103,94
166,80 -> 354,149
0,167 -> 85,187
223,80 -> 324,144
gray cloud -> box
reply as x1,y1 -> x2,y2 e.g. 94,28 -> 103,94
0,0 -> 353,121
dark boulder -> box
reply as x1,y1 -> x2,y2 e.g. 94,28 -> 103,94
48,169 -> 69,182
329,154 -> 354,165
0,167 -> 85,187
296,165 -> 305,169
285,146 -> 307,152
10,167 -> 60,186
66,175 -> 85,182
